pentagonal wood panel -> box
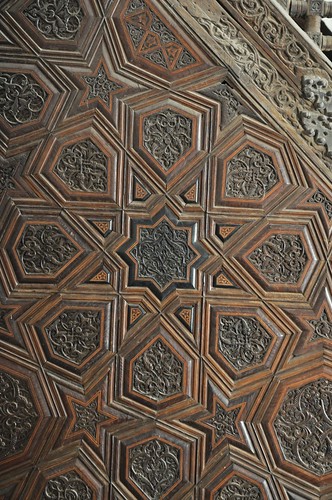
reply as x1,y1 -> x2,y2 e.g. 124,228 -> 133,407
0,0 -> 332,498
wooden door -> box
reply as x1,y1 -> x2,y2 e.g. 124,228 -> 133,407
0,0 -> 332,498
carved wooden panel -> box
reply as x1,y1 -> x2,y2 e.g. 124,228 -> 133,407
0,0 -> 332,498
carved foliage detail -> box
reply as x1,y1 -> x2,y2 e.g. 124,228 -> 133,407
130,219 -> 195,288
143,109 -> 192,170
300,77 -> 332,158
83,64 -> 122,106
0,371 -> 38,459
42,471 -> 92,500
215,475 -> 263,500
274,378 -> 332,475
192,14 -> 297,124
73,399 -> 108,438
123,0 -> 197,71
45,310 -> 101,365
218,315 -> 272,370
17,224 -> 78,275
310,310 -> 332,340
129,439 -> 180,499
226,146 -> 279,199
205,402 -> 240,442
307,189 -> 332,219
249,234 -> 308,284
228,0 -> 315,70
133,339 -> 183,400
0,72 -> 47,126
54,139 -> 108,193
24,0 -> 84,40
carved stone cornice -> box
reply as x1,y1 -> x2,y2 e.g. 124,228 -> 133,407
163,0 -> 332,174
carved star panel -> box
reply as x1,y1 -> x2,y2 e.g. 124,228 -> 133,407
0,0 -> 332,498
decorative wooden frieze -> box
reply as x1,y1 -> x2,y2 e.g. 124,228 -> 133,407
227,0 -> 317,70
181,0 -> 332,167
189,12 -> 298,124
299,76 -> 332,158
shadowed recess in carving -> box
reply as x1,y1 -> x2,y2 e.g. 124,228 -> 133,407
54,139 -> 108,193
249,234 -> 308,283
130,219 -> 195,288
226,146 -> 279,199
45,310 -> 101,365
132,338 -> 183,400
143,109 -> 192,170
218,315 -> 272,370
0,72 -> 47,126
17,224 -> 78,274
0,310 -> 7,331
215,475 -> 263,500
42,471 -> 92,499
274,378 -> 332,475
83,64 -> 122,106
24,0 -> 84,40
0,158 -> 16,193
0,371 -> 38,460
129,439 -> 180,499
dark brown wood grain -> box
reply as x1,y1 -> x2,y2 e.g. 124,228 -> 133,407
0,0 -> 332,498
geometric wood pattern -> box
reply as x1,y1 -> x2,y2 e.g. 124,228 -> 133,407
0,0 -> 332,498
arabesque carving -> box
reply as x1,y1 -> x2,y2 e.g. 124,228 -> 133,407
0,371 -> 38,459
274,378 -> 332,475
0,72 -> 47,126
129,439 -> 180,499
133,339 -> 183,400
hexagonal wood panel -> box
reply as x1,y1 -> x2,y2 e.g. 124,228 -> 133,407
0,0 -> 332,498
